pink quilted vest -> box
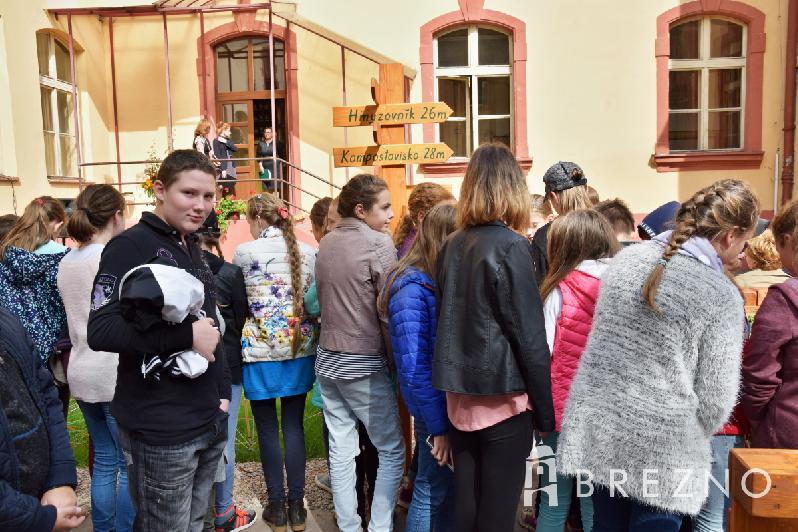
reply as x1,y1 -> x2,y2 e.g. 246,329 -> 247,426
551,269 -> 601,431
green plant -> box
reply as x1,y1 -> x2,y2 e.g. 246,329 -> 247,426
215,196 -> 247,233
141,145 -> 164,199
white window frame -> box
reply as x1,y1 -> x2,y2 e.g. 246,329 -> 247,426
38,32 -> 77,178
433,25 -> 513,158
669,16 -> 746,152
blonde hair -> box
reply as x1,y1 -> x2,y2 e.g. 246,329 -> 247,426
457,143 -> 530,231
216,121 -> 230,134
1,196 -> 66,260
194,119 -> 211,137
393,182 -> 454,248
247,194 -> 305,356
539,209 -> 619,302
379,203 -> 457,316
551,186 -> 593,215
643,179 -> 760,311
744,229 -> 781,271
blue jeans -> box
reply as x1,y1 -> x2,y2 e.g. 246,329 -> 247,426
214,384 -> 243,520
319,369 -> 405,532
536,432 -> 593,532
77,401 -> 135,532
118,414 -> 227,532
406,419 -> 453,532
592,485 -> 684,532
693,435 -> 743,532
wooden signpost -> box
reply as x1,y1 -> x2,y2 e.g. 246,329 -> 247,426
331,63 -> 453,473
332,143 -> 454,167
332,102 -> 454,127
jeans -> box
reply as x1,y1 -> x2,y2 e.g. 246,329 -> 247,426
77,401 -> 135,532
450,410 -> 535,532
405,419 -> 453,532
250,393 -> 308,502
592,485 -> 684,532
536,432 -> 593,532
118,414 -> 227,532
319,369 -> 405,532
693,435 -> 743,532
214,384 -> 244,520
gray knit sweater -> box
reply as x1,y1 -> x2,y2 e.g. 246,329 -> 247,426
556,241 -> 744,516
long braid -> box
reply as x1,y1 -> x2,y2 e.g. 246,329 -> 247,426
642,182 -> 742,311
280,214 -> 305,357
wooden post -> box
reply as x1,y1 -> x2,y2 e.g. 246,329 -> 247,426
729,448 -> 798,531
372,63 -> 408,233
373,63 -> 412,470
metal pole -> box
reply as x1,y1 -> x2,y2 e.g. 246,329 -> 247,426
66,15 -> 83,190
162,14 -> 174,152
268,8 -> 279,199
341,46 -> 349,184
774,149 -> 781,217
199,10 -> 207,117
109,17 -> 122,188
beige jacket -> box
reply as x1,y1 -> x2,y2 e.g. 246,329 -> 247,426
315,217 -> 397,354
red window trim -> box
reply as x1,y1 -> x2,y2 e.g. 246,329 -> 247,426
418,0 -> 530,176
654,0 -> 766,172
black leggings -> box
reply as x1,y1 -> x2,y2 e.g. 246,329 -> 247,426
450,410 -> 534,532
251,393 -> 307,502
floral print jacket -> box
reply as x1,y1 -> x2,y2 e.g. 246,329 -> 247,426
233,226 -> 318,363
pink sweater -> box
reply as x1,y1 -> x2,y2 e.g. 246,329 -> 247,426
446,391 -> 530,432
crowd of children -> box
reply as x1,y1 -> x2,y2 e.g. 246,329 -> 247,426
1,142 -> 798,532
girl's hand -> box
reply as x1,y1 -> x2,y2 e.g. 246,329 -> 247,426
53,505 -> 85,531
430,434 -> 451,467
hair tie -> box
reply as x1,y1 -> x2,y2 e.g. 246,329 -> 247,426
80,207 -> 93,216
34,198 -> 44,206
277,207 -> 289,220
657,258 -> 669,268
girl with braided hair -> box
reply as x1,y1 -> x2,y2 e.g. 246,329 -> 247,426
556,179 -> 759,531
233,194 -> 318,531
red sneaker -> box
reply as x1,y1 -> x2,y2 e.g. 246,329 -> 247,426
215,505 -> 257,532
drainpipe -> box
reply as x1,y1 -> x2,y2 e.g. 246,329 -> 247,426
782,0 -> 798,205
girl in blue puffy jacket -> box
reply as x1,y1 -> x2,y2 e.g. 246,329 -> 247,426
379,203 -> 457,532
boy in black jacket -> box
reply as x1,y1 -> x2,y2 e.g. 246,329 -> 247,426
0,307 -> 83,532
88,150 -> 231,531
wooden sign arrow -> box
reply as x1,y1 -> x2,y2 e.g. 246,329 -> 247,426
333,102 -> 454,127
333,143 -> 454,167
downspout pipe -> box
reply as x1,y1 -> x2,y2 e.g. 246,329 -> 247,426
782,0 -> 798,205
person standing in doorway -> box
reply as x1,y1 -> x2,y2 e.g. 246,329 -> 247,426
213,122 -> 238,198
257,127 -> 279,193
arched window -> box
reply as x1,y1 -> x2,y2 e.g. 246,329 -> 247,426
37,32 -> 77,178
434,26 -> 512,157
668,17 -> 745,151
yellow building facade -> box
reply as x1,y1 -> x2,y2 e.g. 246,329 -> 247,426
0,0 -> 794,219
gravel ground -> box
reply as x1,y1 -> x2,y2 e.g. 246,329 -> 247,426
75,458 -> 335,512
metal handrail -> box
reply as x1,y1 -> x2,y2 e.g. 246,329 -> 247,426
79,155 -> 342,191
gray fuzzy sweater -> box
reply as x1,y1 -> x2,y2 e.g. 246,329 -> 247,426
556,241 -> 744,516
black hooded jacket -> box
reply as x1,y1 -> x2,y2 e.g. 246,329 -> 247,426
88,212 -> 231,445
202,250 -> 246,385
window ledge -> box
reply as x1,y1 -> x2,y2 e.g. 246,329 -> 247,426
653,151 -> 764,172
0,174 -> 20,184
47,176 -> 87,185
419,156 -> 533,176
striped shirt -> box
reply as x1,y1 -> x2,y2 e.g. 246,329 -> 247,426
315,345 -> 386,380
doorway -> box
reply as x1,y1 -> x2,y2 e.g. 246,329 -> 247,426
215,36 -> 287,199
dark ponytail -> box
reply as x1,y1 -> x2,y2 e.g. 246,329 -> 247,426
67,185 -> 126,244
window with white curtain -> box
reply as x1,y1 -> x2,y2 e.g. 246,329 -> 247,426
37,32 -> 77,178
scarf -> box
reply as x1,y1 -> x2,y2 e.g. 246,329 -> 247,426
653,230 -> 724,274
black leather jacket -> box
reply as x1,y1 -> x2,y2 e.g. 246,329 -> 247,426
432,221 -> 555,432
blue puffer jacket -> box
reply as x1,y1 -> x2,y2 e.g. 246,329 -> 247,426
0,246 -> 67,364
0,307 -> 77,531
387,267 -> 448,436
